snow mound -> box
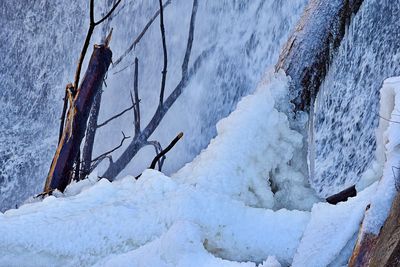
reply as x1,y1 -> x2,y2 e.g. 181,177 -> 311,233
0,71 -> 382,266
0,72 -> 312,266
0,171 -> 309,267
175,70 -> 319,210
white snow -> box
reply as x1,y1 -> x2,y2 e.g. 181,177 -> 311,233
292,183 -> 377,267
174,70 -> 319,211
0,72 -> 311,267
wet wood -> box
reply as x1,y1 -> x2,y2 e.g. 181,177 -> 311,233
44,44 -> 112,192
326,184 -> 357,204
350,193 -> 400,267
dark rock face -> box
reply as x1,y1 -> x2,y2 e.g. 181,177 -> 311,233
276,0 -> 364,112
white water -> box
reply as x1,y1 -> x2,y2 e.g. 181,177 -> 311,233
310,0 -> 400,196
0,0 -> 307,211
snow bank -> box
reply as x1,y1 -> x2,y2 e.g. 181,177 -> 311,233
175,71 -> 319,210
358,77 -> 400,235
0,171 -> 308,267
0,67 -> 389,267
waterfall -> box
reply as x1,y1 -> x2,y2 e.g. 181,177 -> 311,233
310,0 -> 400,197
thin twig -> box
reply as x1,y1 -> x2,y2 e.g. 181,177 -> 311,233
158,0 -> 168,105
181,0 -> 198,77
149,132 -> 183,170
91,132 -> 130,164
58,85 -> 71,143
147,140 -> 165,170
97,105 -> 135,128
133,57 -> 141,135
112,0 -> 172,68
34,189 -> 54,199
94,0 -> 123,26
377,112 -> 400,124
91,155 -> 113,174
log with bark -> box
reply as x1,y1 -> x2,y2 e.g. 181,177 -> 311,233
326,184 -> 357,204
276,0 -> 363,112
349,193 -> 400,267
44,44 -> 112,193
368,193 -> 400,266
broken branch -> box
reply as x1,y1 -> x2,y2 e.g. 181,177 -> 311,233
158,0 -> 168,105
149,132 -> 183,170
94,0 -> 123,26
133,57 -> 141,135
97,104 -> 135,128
91,131 -> 130,165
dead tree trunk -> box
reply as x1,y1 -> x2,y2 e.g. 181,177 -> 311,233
44,44 -> 112,192
368,193 -> 400,266
349,193 -> 400,267
275,0 -> 363,112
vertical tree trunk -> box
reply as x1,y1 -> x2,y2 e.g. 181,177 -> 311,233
44,44 -> 112,192
80,90 -> 102,180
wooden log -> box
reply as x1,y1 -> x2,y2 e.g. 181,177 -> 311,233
326,184 -> 357,204
276,0 -> 363,112
349,230 -> 378,267
349,194 -> 400,267
369,193 -> 400,266
44,44 -> 112,192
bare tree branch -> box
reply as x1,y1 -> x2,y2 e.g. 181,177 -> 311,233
149,132 -> 183,170
91,131 -> 130,166
73,150 -> 81,181
158,0 -> 168,105
81,89 -> 103,179
113,0 -> 172,68
181,0 -> 198,78
97,104 -> 135,128
133,57 -> 141,135
146,140 -> 165,171
94,0 -> 123,26
102,0 -> 201,180
58,84 -> 72,144
73,0 -> 121,92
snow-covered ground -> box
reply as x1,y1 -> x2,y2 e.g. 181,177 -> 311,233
0,72 -> 388,266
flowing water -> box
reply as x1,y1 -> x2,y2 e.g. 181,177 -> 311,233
310,0 -> 400,196
0,0 -> 307,211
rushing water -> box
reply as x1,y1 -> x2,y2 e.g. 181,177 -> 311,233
0,0 -> 307,211
310,0 -> 400,196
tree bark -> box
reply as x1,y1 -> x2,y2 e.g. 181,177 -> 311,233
44,44 -> 112,192
326,184 -> 357,204
349,193 -> 400,267
276,0 -> 363,112
80,89 -> 102,180
369,193 -> 400,266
